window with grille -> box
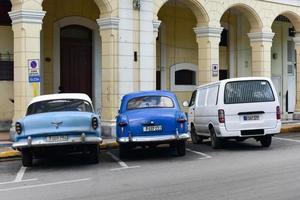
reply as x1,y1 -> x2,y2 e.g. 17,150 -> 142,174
175,70 -> 196,85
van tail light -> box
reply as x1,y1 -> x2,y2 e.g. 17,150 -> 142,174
92,117 -> 98,130
15,122 -> 22,135
218,109 -> 225,123
276,106 -> 281,120
118,121 -> 128,127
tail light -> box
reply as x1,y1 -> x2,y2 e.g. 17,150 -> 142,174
177,118 -> 186,129
92,117 -> 98,129
276,106 -> 281,120
15,122 -> 22,135
218,109 -> 225,123
118,121 -> 127,127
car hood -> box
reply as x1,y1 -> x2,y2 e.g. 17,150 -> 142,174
21,111 -> 94,136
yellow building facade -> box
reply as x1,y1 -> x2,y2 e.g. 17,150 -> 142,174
1,0 -> 300,136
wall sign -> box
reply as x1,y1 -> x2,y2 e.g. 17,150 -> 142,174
212,64 -> 219,77
28,59 -> 40,83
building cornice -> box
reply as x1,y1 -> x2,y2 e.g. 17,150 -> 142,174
248,32 -> 275,42
193,26 -> 223,38
97,17 -> 119,30
9,10 -> 46,24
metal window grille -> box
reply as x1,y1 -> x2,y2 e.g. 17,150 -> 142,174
0,53 -> 13,81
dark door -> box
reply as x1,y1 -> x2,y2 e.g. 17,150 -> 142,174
60,25 -> 92,98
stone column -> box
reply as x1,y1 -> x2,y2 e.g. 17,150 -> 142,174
194,26 -> 223,85
293,36 -> 300,113
248,32 -> 275,77
9,10 -> 45,121
97,17 -> 119,137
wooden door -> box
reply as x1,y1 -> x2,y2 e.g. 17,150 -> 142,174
60,25 -> 92,98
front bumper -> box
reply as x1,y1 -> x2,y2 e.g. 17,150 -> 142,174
12,135 -> 102,149
117,133 -> 190,143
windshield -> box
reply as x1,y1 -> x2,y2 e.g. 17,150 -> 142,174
26,99 -> 93,115
224,80 -> 275,104
127,96 -> 174,110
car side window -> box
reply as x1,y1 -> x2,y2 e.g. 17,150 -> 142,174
197,88 -> 207,106
207,86 -> 219,106
189,90 -> 197,107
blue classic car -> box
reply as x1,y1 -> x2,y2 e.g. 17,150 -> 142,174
12,93 -> 102,166
116,90 -> 189,158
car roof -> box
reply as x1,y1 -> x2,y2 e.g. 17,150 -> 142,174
28,93 -> 92,106
122,90 -> 176,100
197,77 -> 272,89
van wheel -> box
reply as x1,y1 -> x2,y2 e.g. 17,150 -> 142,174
119,144 -> 130,159
176,140 -> 186,156
88,144 -> 99,164
260,135 -> 272,147
191,126 -> 202,144
210,128 -> 222,149
21,149 -> 33,167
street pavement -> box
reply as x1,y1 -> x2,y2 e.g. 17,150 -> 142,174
1,133 -> 300,200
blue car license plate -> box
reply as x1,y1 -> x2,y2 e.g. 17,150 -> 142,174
243,115 -> 259,121
143,125 -> 162,132
46,135 -> 68,142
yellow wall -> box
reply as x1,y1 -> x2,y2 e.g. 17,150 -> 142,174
157,2 -> 197,108
42,0 -> 100,94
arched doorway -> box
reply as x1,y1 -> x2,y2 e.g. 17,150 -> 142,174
60,25 -> 93,98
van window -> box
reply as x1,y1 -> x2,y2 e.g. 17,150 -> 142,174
197,88 -> 207,106
207,86 -> 219,106
189,90 -> 197,106
224,80 -> 275,104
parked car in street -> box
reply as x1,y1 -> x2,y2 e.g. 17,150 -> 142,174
185,77 -> 281,149
12,93 -> 102,166
116,90 -> 189,158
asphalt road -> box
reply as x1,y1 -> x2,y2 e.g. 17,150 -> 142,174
1,133 -> 300,200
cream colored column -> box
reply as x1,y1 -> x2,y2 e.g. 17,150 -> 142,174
194,26 -> 223,85
248,32 -> 275,78
9,10 -> 45,121
97,17 -> 119,136
293,36 -> 300,113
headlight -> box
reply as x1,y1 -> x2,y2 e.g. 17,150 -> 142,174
92,117 -> 98,130
15,122 -> 22,135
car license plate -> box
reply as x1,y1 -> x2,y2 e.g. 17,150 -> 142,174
243,115 -> 259,121
46,135 -> 68,142
143,125 -> 162,132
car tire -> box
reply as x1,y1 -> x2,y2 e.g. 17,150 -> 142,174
210,128 -> 222,149
260,135 -> 272,148
191,126 -> 202,144
21,149 -> 33,167
176,140 -> 186,156
88,144 -> 100,164
119,144 -> 130,159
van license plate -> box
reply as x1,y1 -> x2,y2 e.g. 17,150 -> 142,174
46,135 -> 68,142
143,125 -> 162,132
243,115 -> 259,121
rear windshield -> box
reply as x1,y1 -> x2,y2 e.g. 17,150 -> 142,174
26,99 -> 93,115
224,80 -> 275,104
127,96 -> 174,110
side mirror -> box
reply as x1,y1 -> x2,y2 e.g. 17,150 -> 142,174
182,100 -> 189,107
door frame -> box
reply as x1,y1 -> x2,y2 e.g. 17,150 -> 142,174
53,16 -> 101,111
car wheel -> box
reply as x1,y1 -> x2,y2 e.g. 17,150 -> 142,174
210,128 -> 222,149
119,144 -> 130,159
176,140 -> 186,156
191,126 -> 202,144
88,144 -> 100,164
260,135 -> 272,148
21,149 -> 33,167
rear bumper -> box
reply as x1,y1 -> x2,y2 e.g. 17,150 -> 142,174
117,133 -> 189,143
218,122 -> 281,137
12,135 -> 102,149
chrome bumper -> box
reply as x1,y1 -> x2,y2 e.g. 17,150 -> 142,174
117,133 -> 190,143
12,135 -> 102,149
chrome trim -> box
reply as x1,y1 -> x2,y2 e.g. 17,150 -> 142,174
117,133 -> 189,143
12,136 -> 102,149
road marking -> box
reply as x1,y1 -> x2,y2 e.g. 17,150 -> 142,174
14,166 -> 27,182
186,148 -> 212,159
0,179 -> 37,186
274,137 -> 300,143
0,178 -> 90,192
106,151 -> 140,171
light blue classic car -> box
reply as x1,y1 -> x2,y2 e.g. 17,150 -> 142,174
12,93 -> 102,166
116,90 -> 189,158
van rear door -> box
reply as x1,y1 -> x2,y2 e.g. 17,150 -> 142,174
223,80 -> 278,131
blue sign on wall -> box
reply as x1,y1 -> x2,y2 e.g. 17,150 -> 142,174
29,76 -> 41,83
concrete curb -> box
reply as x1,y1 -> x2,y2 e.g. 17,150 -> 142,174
281,126 -> 300,133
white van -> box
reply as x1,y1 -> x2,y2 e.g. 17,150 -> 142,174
186,77 -> 281,149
